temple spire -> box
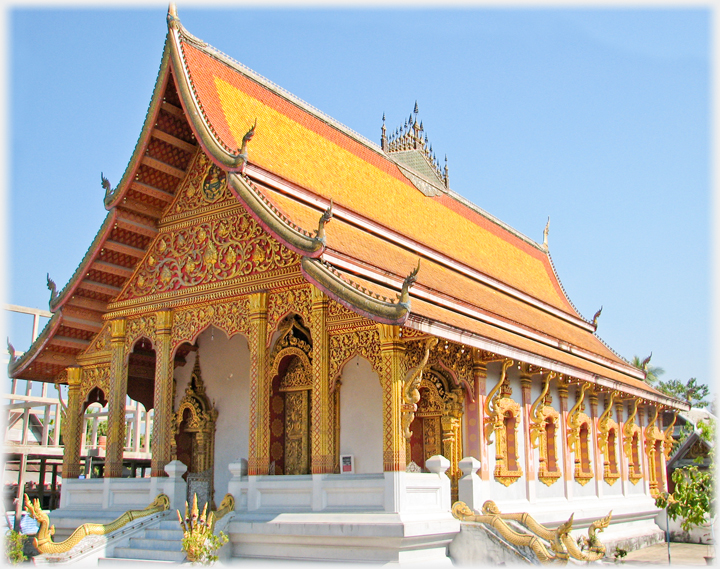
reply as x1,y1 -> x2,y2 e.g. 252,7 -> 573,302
383,103 -> 448,186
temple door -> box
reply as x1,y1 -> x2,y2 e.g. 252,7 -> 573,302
270,356 -> 312,475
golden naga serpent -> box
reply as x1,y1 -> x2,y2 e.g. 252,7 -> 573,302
561,510 -> 613,562
24,493 -> 170,555
453,500 -> 613,564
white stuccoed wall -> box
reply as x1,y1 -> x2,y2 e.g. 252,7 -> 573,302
339,355 -> 383,474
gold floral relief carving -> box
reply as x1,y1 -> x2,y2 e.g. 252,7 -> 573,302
80,364 -> 110,402
284,390 -> 310,475
327,298 -> 358,320
405,339 -> 474,400
170,298 -> 250,352
171,153 -> 234,215
124,315 -> 157,352
267,287 -> 311,340
118,204 -> 298,301
279,356 -> 312,392
84,324 -> 111,356
329,328 -> 382,391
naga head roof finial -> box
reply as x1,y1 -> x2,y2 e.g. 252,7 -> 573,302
46,273 -> 57,307
641,352 -> 652,371
398,259 -> 421,306
592,306 -> 603,329
7,338 -> 16,365
543,216 -> 550,249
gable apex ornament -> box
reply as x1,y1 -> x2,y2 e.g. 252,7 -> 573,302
542,217 -> 550,250
592,306 -> 602,330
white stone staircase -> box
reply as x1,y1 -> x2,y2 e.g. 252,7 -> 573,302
98,519 -> 185,564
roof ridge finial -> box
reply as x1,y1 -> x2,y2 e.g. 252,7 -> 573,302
167,3 -> 180,30
414,101 -> 419,115
543,216 -> 550,249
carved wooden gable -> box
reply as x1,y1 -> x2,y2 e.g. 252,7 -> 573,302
114,151 -> 300,304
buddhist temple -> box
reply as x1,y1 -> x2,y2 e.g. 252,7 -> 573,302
9,5 -> 689,564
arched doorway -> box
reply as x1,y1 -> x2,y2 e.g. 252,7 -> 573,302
407,367 -> 464,498
268,316 -> 313,475
172,353 -> 217,509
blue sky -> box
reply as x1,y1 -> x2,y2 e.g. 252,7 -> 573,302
5,7 -> 711,396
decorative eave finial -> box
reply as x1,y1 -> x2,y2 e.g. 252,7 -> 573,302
398,259 -> 421,307
315,199 -> 333,243
237,119 -> 257,174
542,217 -> 550,249
167,3 -> 180,30
7,338 -> 16,365
641,352 -> 652,372
592,306 -> 603,330
444,155 -> 449,189
46,273 -> 58,308
101,172 -> 115,202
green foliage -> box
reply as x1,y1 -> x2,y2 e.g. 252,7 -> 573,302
613,547 -> 627,562
656,378 -> 710,408
655,418 -> 715,532
631,355 -> 664,385
4,529 -> 27,565
178,494 -> 228,565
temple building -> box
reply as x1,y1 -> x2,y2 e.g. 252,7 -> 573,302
9,6 -> 689,564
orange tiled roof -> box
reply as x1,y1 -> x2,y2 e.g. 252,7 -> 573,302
176,35 -> 580,318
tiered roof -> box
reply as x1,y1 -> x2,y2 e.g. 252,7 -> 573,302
9,6 -> 685,409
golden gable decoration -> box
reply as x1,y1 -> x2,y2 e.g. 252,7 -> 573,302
118,205 -> 298,300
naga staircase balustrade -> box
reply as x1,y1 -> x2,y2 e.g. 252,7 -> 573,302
452,499 -> 612,564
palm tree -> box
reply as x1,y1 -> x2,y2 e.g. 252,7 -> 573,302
631,355 -> 665,385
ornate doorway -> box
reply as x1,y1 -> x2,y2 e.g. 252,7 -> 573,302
269,317 -> 313,475
172,354 -> 217,509
407,368 -> 464,499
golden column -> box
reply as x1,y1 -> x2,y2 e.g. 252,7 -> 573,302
378,324 -> 406,472
310,287 -> 333,474
105,318 -> 128,478
557,378 -> 571,483
248,292 -> 269,476
615,398 -> 627,483
589,389 -> 602,490
62,367 -> 83,479
519,364 -> 535,483
472,351 -> 489,481
151,310 -> 174,477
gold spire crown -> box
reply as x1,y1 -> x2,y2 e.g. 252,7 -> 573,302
381,102 -> 449,189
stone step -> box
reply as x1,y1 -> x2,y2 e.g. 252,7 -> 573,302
98,557 -> 176,565
127,537 -> 183,552
145,528 -> 184,540
158,520 -> 183,530
111,547 -> 186,562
